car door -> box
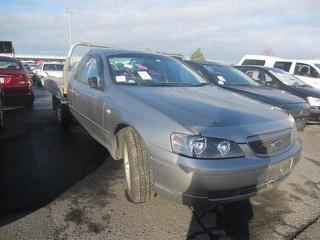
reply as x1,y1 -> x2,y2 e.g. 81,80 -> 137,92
72,54 -> 107,145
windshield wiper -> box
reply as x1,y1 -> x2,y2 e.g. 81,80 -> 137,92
140,82 -> 208,86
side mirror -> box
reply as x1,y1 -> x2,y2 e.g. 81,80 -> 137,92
88,76 -> 98,88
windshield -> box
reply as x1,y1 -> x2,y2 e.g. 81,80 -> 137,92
108,54 -> 207,86
202,64 -> 260,86
0,58 -> 21,70
43,64 -> 64,71
268,68 -> 305,86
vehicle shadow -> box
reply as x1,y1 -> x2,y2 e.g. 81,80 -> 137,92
178,114 -> 274,239
0,106 -> 106,226
186,200 -> 253,239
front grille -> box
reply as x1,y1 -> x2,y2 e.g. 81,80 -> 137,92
248,133 -> 291,157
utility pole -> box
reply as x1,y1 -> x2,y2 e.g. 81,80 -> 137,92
65,9 -> 76,48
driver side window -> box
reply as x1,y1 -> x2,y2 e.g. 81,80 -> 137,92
80,56 -> 104,90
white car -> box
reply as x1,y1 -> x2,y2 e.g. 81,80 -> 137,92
238,55 -> 320,89
35,62 -> 64,86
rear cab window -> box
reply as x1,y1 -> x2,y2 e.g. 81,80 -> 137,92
0,59 -> 21,70
43,64 -> 64,71
242,59 -> 266,66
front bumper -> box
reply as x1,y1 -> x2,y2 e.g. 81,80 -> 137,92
285,104 -> 310,131
149,138 -> 302,205
308,107 -> 320,123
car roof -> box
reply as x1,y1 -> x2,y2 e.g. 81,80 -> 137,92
240,55 -> 281,61
94,48 -> 173,59
185,60 -> 226,67
234,65 -> 274,70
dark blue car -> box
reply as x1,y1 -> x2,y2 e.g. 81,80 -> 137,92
236,65 -> 320,123
184,61 -> 310,131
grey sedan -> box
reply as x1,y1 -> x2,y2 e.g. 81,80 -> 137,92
56,49 -> 301,205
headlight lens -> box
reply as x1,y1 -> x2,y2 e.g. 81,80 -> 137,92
171,133 -> 244,159
307,97 -> 320,107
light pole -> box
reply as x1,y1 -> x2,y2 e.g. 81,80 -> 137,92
65,8 -> 76,48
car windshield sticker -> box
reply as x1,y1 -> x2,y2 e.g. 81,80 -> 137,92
217,75 -> 226,85
115,76 -> 126,82
124,64 -> 133,69
0,77 -> 4,84
138,71 -> 152,80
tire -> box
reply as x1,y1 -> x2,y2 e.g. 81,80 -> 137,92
40,77 -> 44,87
119,127 -> 154,203
56,101 -> 71,128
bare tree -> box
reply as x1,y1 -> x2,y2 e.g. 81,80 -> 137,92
190,48 -> 206,61
262,48 -> 275,56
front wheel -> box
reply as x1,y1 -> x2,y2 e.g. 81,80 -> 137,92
119,127 -> 155,203
40,77 -> 45,87
56,102 -> 71,128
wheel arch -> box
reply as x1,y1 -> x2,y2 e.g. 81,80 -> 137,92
111,122 -> 143,161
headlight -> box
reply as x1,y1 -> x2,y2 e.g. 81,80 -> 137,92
170,133 -> 244,159
307,97 -> 320,107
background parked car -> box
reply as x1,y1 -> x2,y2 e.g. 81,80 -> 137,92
236,65 -> 320,123
238,55 -> 320,89
23,63 -> 36,84
0,56 -> 34,108
28,63 -> 40,72
35,62 -> 64,87
184,60 -> 310,130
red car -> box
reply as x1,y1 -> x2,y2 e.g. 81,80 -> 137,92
0,56 -> 34,108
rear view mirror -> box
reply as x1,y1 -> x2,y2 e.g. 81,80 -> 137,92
88,77 -> 98,89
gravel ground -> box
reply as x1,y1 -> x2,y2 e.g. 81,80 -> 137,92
0,87 -> 319,240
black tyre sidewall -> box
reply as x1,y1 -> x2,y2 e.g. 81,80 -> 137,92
56,102 -> 71,128
121,128 -> 154,203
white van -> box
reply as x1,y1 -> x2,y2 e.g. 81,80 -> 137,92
238,55 -> 320,89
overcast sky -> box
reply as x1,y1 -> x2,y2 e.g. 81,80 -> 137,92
1,0 -> 319,63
